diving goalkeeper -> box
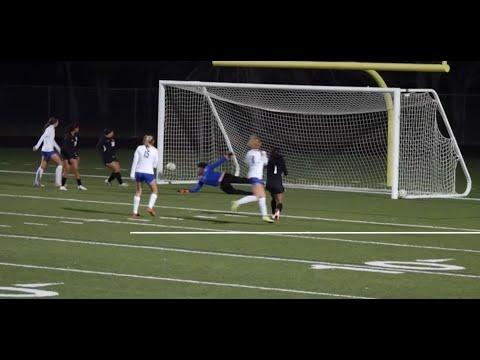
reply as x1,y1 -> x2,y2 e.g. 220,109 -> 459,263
178,153 -> 253,195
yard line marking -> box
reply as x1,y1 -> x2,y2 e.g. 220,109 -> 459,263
60,221 -> 84,225
224,214 -> 247,218
15,283 -> 63,288
0,170 -> 106,179
3,169 -> 480,203
1,193 -> 478,232
0,225 -> 11,228
131,231 -> 480,235
24,222 -> 47,227
195,215 -> 218,220
2,233 -> 480,280
2,210 -> 480,255
0,261 -> 371,299
0,211 -> 222,233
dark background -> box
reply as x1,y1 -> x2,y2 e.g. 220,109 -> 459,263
1,61 -> 479,154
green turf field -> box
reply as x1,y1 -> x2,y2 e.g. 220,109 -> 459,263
1,148 -> 480,299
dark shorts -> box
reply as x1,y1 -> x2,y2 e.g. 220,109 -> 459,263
61,150 -> 79,161
249,177 -> 265,186
266,182 -> 285,195
42,151 -> 57,161
103,155 -> 118,166
135,172 -> 155,184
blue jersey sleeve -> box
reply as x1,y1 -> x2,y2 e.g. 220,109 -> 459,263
189,181 -> 204,193
209,157 -> 228,170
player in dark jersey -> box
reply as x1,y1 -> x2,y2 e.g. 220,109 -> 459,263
266,148 -> 288,221
96,129 -> 128,187
178,153 -> 253,195
60,122 -> 87,191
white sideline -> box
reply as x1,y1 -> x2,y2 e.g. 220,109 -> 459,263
2,233 -> 480,279
3,210 -> 480,254
1,193 -> 478,232
131,231 -> 480,235
0,211 -> 222,232
0,261 -> 371,299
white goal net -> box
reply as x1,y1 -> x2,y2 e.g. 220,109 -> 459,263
158,81 -> 471,199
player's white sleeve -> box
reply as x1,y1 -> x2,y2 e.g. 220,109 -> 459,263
33,131 -> 46,151
261,151 -> 269,166
130,148 -> 140,179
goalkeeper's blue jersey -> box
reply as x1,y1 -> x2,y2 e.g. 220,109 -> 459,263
189,157 -> 228,193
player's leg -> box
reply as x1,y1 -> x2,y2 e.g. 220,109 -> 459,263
60,159 -> 70,191
220,175 -> 253,195
133,180 -> 143,217
253,184 -> 274,223
273,192 -> 284,220
50,153 -> 63,187
105,162 -> 117,185
71,158 -> 86,190
146,179 -> 158,216
34,156 -> 48,187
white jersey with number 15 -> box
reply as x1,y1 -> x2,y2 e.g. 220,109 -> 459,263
130,145 -> 159,177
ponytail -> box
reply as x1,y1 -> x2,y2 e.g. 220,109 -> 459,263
44,117 -> 59,131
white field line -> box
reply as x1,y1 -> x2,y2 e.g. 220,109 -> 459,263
60,221 -> 84,225
2,210 -> 480,255
194,216 -> 218,220
224,214 -> 247,218
0,211 -> 223,233
0,225 -> 11,228
0,170 -> 106,179
0,261 -> 371,299
1,193 -> 478,232
131,231 -> 480,236
2,233 -> 480,280
3,169 -> 480,202
24,222 -> 47,227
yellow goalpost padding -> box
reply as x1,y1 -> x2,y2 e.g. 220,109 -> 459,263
212,61 -> 450,187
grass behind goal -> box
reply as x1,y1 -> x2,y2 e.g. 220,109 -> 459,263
0,149 -> 480,299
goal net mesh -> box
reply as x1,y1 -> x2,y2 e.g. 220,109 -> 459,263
160,84 -> 462,197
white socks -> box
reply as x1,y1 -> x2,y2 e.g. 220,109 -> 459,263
35,167 -> 44,185
133,196 -> 141,215
148,194 -> 158,209
236,195 -> 258,206
55,165 -> 63,187
258,197 -> 268,216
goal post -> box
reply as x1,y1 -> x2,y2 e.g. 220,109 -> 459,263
157,80 -> 471,200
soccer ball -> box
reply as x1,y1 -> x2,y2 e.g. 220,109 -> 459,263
166,162 -> 176,171
398,190 -> 407,198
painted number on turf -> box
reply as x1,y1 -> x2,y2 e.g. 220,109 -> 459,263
0,283 -> 62,298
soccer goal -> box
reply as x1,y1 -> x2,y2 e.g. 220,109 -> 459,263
157,81 -> 471,200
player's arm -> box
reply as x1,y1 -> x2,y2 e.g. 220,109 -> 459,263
33,130 -> 47,151
130,148 -> 140,179
209,154 -> 231,170
280,155 -> 288,176
180,181 -> 204,194
261,151 -> 269,166
96,138 -> 105,153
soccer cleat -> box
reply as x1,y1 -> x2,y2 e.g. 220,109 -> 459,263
119,183 -> 129,187
105,179 -> 112,186
262,216 -> 275,223
231,201 -> 239,212
131,213 -> 141,219
59,186 -> 68,191
33,182 -> 45,188
77,185 -> 88,191
147,208 -> 156,217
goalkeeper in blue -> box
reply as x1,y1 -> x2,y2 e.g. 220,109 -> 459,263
231,136 -> 275,223
178,153 -> 253,195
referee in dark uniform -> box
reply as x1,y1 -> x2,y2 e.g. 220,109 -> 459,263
266,148 -> 288,220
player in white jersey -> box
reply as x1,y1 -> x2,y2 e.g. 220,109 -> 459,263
32,117 -> 63,188
231,135 -> 275,223
130,135 -> 159,218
